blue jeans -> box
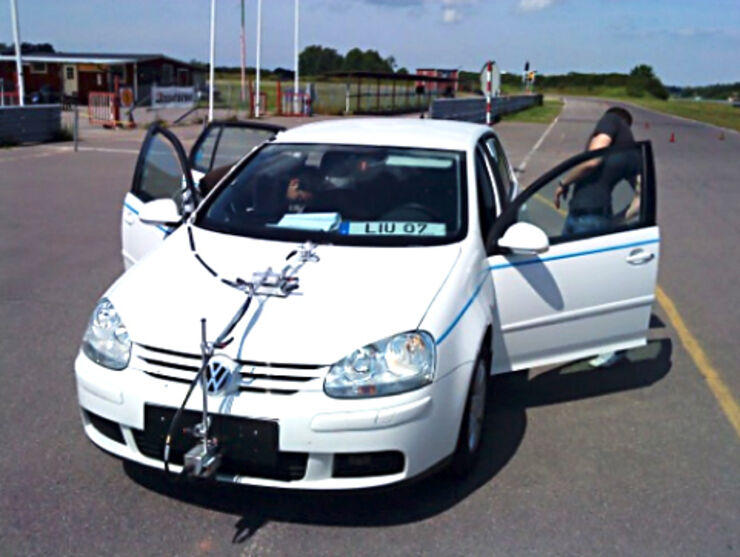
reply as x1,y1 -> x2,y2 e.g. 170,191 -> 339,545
562,213 -> 611,237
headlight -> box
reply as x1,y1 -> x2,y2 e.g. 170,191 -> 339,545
81,298 -> 131,370
324,331 -> 435,398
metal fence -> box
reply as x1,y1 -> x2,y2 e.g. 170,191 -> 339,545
430,94 -> 543,123
0,105 -> 61,144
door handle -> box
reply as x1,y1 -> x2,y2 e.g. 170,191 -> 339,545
626,248 -> 655,265
124,211 -> 136,225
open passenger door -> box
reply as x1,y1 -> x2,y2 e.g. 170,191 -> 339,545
485,142 -> 659,373
121,121 -> 284,269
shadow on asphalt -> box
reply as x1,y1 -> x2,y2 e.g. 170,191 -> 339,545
124,328 -> 672,543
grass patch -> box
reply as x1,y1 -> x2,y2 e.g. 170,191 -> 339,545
617,97 -> 740,132
537,86 -> 740,132
501,99 -> 564,124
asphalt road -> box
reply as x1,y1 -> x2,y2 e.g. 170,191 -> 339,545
0,101 -> 738,556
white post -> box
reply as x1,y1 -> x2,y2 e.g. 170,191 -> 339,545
255,0 -> 262,117
208,0 -> 216,122
293,0 -> 300,115
9,0 -> 25,106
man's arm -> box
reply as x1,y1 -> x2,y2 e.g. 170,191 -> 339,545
554,133 -> 612,209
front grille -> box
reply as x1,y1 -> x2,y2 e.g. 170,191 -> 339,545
132,405 -> 307,481
85,410 -> 125,444
132,343 -> 325,396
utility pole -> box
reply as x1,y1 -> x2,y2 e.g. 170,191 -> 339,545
255,0 -> 262,117
9,0 -> 25,106
208,0 -> 216,122
240,0 -> 247,103
293,0 -> 300,115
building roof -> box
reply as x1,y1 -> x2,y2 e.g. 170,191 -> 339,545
274,117 -> 490,152
0,52 -> 198,68
324,71 -> 455,83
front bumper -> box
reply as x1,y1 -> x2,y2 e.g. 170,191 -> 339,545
75,351 -> 469,489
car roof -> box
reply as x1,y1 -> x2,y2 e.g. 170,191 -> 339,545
273,118 -> 492,152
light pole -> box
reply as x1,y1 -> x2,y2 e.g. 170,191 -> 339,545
255,0 -> 262,117
208,0 -> 216,122
293,0 -> 300,115
9,0 -> 25,106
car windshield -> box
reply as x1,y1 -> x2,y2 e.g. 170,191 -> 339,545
195,143 -> 467,246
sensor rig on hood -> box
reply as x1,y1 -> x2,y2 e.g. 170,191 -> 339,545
162,225 -> 320,479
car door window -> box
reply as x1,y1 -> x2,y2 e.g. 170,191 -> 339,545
475,148 -> 497,241
505,143 -> 650,247
211,126 -> 278,170
485,136 -> 514,201
134,132 -> 187,202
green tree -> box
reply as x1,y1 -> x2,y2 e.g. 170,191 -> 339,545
299,45 -> 343,76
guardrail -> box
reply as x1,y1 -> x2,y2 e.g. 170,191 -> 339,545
430,94 -> 543,123
0,104 -> 61,144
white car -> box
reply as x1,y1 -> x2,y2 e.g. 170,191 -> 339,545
76,118 -> 659,489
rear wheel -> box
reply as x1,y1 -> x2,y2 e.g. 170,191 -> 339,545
449,346 -> 489,477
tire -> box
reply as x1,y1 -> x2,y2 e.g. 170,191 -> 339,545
449,345 -> 490,477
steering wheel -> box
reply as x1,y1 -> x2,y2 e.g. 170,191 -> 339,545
380,202 -> 443,222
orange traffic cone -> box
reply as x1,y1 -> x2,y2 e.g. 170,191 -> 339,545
669,132 -> 676,143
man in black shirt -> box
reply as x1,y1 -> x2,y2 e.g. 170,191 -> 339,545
554,106 -> 639,368
554,106 -> 638,235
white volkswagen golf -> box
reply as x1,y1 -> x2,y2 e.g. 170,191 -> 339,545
75,118 -> 659,489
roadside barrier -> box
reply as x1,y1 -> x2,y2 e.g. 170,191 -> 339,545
88,92 -> 117,127
280,91 -> 310,116
430,94 -> 543,124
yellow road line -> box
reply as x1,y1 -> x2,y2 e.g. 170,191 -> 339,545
529,184 -> 740,439
655,286 -> 740,438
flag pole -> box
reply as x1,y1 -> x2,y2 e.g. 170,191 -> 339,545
255,0 -> 262,117
293,0 -> 300,115
208,0 -> 216,122
9,0 -> 25,106
240,0 -> 247,103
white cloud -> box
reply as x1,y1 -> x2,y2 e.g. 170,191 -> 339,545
442,7 -> 462,23
519,0 -> 555,12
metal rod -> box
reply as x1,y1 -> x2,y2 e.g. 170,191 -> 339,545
208,0 -> 216,122
73,103 -> 79,152
9,0 -> 25,106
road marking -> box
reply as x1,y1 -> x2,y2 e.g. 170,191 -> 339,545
656,286 -> 740,438
52,146 -> 139,154
516,99 -> 564,173
519,117 -> 740,440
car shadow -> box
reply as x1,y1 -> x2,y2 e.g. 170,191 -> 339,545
124,326 -> 672,542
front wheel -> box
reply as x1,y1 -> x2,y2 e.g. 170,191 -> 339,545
449,346 -> 489,477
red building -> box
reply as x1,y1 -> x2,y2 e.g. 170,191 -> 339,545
0,52 -> 204,104
415,68 -> 459,96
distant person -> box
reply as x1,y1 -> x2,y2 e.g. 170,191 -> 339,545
554,106 -> 639,235
554,106 -> 640,368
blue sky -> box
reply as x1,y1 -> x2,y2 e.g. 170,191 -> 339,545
1,0 -> 738,85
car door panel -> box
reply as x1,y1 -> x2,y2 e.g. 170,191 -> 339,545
487,141 -> 659,373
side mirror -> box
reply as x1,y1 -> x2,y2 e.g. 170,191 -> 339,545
138,199 -> 181,227
498,222 -> 549,255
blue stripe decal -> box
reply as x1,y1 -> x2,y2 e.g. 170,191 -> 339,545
435,238 -> 659,346
123,202 -> 170,235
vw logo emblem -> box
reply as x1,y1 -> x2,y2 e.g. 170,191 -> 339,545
205,355 -> 237,395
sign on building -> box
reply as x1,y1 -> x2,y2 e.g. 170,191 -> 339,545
151,85 -> 196,108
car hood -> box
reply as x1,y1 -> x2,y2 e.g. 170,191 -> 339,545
110,226 -> 460,365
